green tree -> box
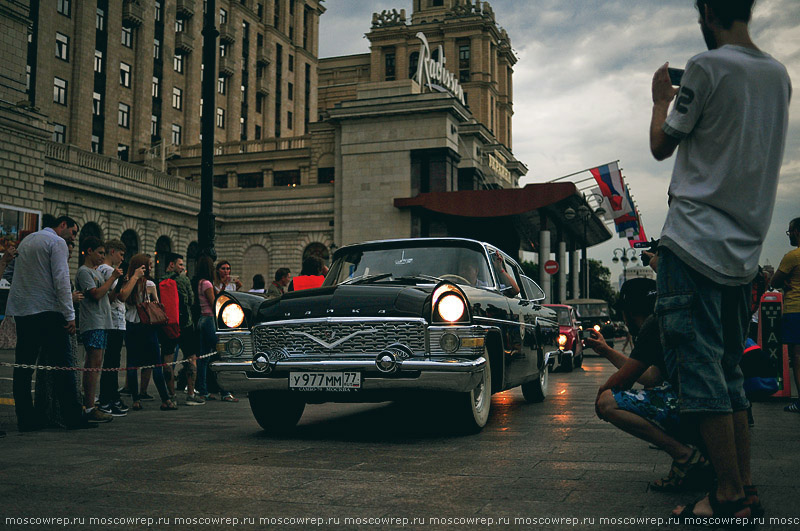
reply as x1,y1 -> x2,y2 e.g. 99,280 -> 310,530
588,258 -> 618,312
520,260 -> 538,280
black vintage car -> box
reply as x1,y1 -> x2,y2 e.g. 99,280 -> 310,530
210,238 -> 560,433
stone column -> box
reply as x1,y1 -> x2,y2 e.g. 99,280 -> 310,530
570,249 -> 579,300
557,240 -> 567,304
538,229 -> 550,303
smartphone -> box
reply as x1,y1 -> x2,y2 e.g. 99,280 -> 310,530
580,329 -> 593,340
668,67 -> 684,86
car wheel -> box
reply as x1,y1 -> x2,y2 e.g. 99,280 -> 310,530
521,361 -> 548,403
248,391 -> 305,434
451,350 -> 491,433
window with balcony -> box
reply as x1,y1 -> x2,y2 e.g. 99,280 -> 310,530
55,33 -> 69,61
274,170 -> 300,187
117,144 -> 129,161
91,135 -> 101,153
57,0 -> 70,17
94,50 -> 103,73
53,123 -> 66,143
171,124 -> 182,145
255,124 -> 262,139
121,26 -> 133,47
118,103 -> 130,128
53,77 -> 67,105
172,87 -> 182,110
120,62 -> 131,87
175,19 -> 184,32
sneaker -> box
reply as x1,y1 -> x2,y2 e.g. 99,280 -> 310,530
784,400 -> 800,413
114,400 -> 129,413
85,408 -> 113,423
138,393 -> 155,401
99,403 -> 127,417
185,394 -> 206,406
118,387 -> 132,396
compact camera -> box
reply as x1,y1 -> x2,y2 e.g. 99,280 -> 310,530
580,329 -> 594,341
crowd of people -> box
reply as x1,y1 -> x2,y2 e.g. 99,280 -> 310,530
2,213 -> 302,431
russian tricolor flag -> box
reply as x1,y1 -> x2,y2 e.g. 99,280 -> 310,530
590,162 -> 631,216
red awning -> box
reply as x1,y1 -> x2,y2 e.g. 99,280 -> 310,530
393,183 -> 579,217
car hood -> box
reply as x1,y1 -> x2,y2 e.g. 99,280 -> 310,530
256,284 -> 433,322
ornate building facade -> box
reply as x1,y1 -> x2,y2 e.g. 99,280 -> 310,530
2,0 -> 534,289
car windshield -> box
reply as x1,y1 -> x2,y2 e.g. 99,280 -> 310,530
574,302 -> 610,318
325,245 -> 494,288
551,308 -> 572,326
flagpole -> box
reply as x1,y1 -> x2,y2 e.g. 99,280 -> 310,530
547,160 -> 621,183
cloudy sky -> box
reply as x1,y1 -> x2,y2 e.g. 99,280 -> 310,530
319,0 -> 800,283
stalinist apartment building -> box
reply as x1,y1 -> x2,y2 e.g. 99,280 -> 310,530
2,0 -> 526,286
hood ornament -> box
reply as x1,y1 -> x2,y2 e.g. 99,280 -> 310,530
288,328 -> 377,350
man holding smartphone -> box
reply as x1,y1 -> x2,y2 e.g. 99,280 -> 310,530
649,0 -> 790,521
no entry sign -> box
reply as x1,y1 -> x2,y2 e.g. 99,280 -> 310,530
544,260 -> 559,275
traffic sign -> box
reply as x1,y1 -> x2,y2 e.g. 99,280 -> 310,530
544,260 -> 559,275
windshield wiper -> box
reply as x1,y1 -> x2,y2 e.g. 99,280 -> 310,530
341,273 -> 394,285
393,274 -> 441,283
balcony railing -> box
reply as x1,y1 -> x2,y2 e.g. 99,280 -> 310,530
176,0 -> 195,19
176,136 -> 310,158
219,22 -> 237,43
219,55 -> 235,77
257,77 -> 269,95
175,32 -> 194,54
122,0 -> 144,27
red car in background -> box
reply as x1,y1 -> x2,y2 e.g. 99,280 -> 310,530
543,304 -> 584,371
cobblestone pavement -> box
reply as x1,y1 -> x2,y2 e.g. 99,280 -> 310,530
1,348 -> 798,530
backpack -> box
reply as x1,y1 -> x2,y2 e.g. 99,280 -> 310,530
158,277 -> 181,339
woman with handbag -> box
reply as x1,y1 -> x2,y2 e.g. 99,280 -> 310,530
123,254 -> 176,411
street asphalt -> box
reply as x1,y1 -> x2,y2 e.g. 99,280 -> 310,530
0,346 -> 799,530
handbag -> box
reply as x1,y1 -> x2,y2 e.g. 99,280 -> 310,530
136,291 -> 169,326
0,316 -> 16,349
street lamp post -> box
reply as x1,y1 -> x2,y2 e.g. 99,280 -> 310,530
564,194 -> 605,299
198,0 -> 219,260
612,247 -> 638,284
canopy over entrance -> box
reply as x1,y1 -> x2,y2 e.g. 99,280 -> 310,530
394,183 -> 612,258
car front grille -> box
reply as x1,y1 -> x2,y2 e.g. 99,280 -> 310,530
252,318 -> 427,358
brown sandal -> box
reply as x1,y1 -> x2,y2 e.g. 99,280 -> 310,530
650,448 -> 711,492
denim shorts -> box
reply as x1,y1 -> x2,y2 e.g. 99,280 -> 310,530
656,248 -> 750,414
613,382 -> 680,435
80,329 -> 108,350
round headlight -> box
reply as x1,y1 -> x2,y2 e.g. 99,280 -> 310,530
227,337 -> 244,355
557,334 -> 568,348
221,303 -> 245,328
439,332 -> 461,353
252,353 -> 270,373
438,294 -> 465,322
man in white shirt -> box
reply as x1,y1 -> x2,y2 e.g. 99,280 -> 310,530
97,239 -> 130,417
649,0 -> 790,521
7,216 -> 81,431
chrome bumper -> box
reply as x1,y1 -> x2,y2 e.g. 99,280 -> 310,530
211,356 -> 486,394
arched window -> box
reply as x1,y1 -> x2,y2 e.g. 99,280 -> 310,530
409,51 -> 419,80
120,229 -> 140,271
78,222 -> 103,266
154,235 -> 172,279
303,242 -> 329,263
186,241 -> 199,279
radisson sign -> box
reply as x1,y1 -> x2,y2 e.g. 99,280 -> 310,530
414,32 -> 466,105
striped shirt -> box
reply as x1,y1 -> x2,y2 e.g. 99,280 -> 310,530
6,228 -> 75,321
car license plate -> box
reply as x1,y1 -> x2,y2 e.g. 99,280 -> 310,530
289,371 -> 361,391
